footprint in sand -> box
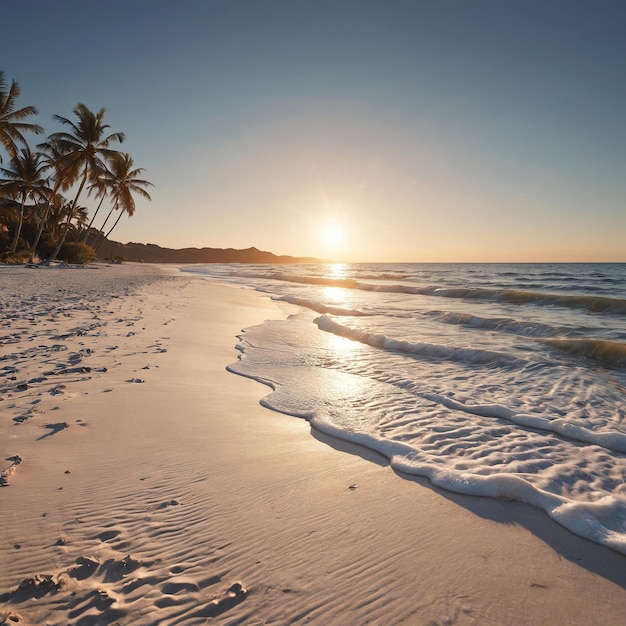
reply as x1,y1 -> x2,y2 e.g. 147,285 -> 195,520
96,529 -> 122,543
157,500 -> 180,510
190,582 -> 248,618
13,414 -> 33,424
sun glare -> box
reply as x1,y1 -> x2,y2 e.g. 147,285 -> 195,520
321,219 -> 344,247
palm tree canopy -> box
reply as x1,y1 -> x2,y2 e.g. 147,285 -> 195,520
102,152 -> 152,218
0,147 -> 50,201
43,103 -> 125,191
0,70 -> 44,161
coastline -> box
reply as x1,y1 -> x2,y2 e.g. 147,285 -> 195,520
1,263 -> 625,625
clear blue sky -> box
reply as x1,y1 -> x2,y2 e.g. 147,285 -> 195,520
3,0 -> 625,261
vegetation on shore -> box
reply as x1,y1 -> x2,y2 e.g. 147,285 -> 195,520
0,69 -> 152,264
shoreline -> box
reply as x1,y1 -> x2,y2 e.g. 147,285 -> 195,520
1,262 -> 625,624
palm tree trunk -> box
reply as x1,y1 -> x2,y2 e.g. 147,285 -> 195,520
30,182 -> 62,254
45,170 -> 89,264
90,202 -> 117,254
30,201 -> 50,254
93,207 -> 125,256
9,194 -> 27,253
80,194 -> 106,244
97,203 -> 116,234
104,209 -> 124,239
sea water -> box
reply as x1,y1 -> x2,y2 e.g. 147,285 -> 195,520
181,263 -> 626,554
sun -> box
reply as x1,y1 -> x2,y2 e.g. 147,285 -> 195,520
321,219 -> 344,247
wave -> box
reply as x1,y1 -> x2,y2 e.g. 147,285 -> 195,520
255,272 -> 626,315
414,389 -> 626,454
354,272 -> 409,281
540,338 -> 626,369
315,314 -> 524,367
269,272 -> 360,289
362,284 -> 626,314
274,295 -> 371,317
427,310 -> 564,338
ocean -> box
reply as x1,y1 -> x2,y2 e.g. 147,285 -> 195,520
181,262 -> 626,554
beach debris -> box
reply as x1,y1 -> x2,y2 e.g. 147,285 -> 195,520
45,421 -> 70,431
38,422 -> 70,440
50,384 -> 67,395
15,383 -> 28,391
127,377 -> 144,383
0,455 -> 23,486
348,483 -> 359,490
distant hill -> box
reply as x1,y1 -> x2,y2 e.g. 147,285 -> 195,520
97,237 -> 325,264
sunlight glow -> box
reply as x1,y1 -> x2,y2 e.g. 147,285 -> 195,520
321,219 -> 344,248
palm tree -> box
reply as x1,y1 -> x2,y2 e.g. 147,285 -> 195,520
0,147 -> 50,252
43,198 -> 72,242
70,204 -> 90,237
42,103 -> 125,262
29,140 -> 69,254
0,70 -> 44,162
94,152 -> 152,250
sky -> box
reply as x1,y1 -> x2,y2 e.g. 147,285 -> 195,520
2,0 -> 625,262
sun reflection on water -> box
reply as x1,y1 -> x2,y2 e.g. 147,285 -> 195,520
326,262 -> 348,278
323,286 -> 347,303
326,332 -> 357,352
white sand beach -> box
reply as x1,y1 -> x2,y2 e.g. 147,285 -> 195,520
1,263 -> 625,625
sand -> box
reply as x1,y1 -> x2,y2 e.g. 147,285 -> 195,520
0,262 -> 625,625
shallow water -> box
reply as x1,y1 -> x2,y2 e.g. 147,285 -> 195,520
181,262 -> 626,553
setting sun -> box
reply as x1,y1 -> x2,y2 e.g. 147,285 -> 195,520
321,219 -> 344,247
